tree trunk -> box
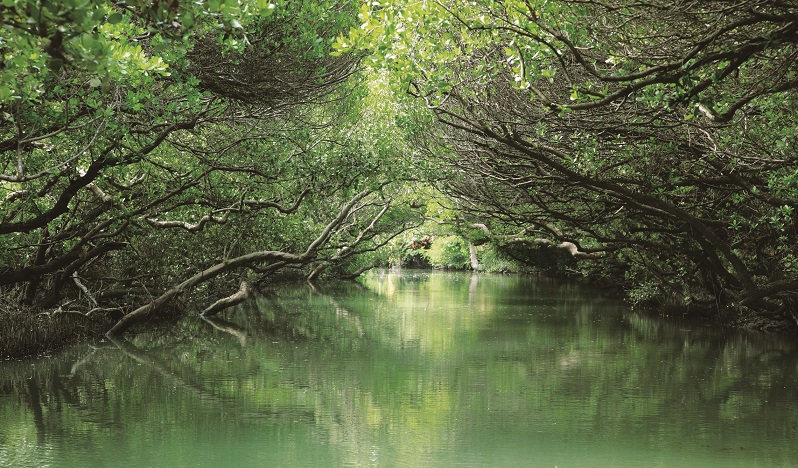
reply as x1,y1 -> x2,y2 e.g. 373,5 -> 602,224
469,243 -> 479,270
200,281 -> 252,317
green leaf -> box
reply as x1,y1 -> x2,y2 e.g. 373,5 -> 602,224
89,78 -> 102,87
0,85 -> 13,101
107,12 -> 123,24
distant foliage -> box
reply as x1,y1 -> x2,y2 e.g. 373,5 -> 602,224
422,236 -> 470,270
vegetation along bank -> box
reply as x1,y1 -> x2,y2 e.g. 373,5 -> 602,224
2,0 -> 796,357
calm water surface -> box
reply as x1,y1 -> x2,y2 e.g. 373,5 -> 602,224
1,270 -> 797,467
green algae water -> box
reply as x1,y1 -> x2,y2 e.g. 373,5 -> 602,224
1,270 -> 797,467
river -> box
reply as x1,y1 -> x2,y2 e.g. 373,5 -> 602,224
1,270 -> 796,467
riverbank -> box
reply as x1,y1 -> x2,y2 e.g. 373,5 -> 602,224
0,273 -> 307,359
2,270 -> 795,360
0,305 -> 116,360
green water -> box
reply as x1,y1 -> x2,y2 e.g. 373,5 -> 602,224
1,270 -> 797,467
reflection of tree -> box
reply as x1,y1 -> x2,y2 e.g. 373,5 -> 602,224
107,335 -> 316,423
201,315 -> 248,347
622,310 -> 798,415
306,281 -> 365,337
0,346 -> 116,445
1,273 -> 798,465
108,335 -> 222,400
20,379 -> 46,444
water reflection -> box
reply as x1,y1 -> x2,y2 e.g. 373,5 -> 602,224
1,271 -> 797,467
201,315 -> 248,347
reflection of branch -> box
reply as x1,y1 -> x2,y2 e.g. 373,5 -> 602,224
107,335 -> 229,402
337,304 -> 365,338
22,379 -> 47,443
68,348 -> 97,377
109,336 -> 180,376
201,314 -> 248,346
107,335 -> 315,421
306,283 -> 364,337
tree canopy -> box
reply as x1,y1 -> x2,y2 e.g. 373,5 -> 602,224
336,0 -> 798,328
1,0 -> 797,340
1,0 -> 428,337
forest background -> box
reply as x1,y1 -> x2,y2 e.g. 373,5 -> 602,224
1,0 -> 796,356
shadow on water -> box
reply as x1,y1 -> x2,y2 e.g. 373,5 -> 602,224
1,271 -> 797,467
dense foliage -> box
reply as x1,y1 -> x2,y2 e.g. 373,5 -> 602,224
338,0 -> 798,329
1,0 -> 796,341
0,0 -> 425,336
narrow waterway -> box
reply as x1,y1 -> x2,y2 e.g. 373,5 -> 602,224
1,270 -> 796,467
